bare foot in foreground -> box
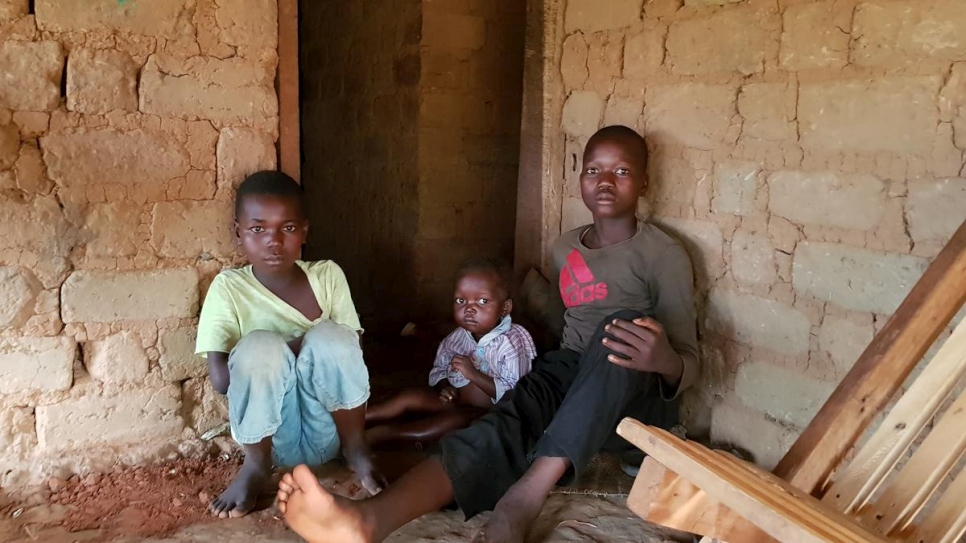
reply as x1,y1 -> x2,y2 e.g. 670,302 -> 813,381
210,457 -> 271,518
472,482 -> 545,543
277,464 -> 373,543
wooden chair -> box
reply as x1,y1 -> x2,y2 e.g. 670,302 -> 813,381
617,219 -> 966,543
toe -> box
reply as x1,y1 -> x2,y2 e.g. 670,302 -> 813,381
229,507 -> 251,519
278,479 -> 294,494
292,464 -> 321,492
281,471 -> 300,491
277,494 -> 288,514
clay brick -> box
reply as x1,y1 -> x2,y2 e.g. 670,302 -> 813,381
623,25 -> 665,78
86,332 -> 149,384
603,94 -> 645,128
216,128 -> 276,191
0,121 -> 18,170
561,91 -> 604,138
12,112 -> 50,139
586,32 -> 624,93
0,407 -> 35,463
667,7 -> 773,76
0,0 -> 27,22
35,0 -> 192,38
738,83 -> 796,141
159,328 -> 204,382
561,196 -> 593,233
35,386 -> 183,451
83,202 -> 143,258
140,55 -> 277,128
41,128 -> 191,203
14,143 -> 54,195
0,266 -> 40,329
62,269 -> 199,323
565,0 -> 642,33
0,195 -> 72,288
731,230 -> 777,288
706,290 -> 810,356
711,401 -> 797,469
66,48 -> 139,115
780,2 -> 850,70
657,218 -> 724,279
214,0 -> 277,49
712,161 -> 759,216
853,0 -> 966,67
0,337 -> 74,394
422,49 -> 468,90
798,77 -> 941,155
769,171 -> 887,231
735,362 -> 835,428
560,33 -> 589,90
645,84 -> 737,150
793,242 -> 928,314
0,41 -> 63,112
183,378 -> 227,435
151,200 -> 233,259
907,178 -> 966,244
819,314 -> 875,374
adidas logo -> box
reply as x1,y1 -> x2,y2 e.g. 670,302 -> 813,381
559,249 -> 609,308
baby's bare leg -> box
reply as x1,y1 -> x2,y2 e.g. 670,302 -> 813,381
366,407 -> 486,446
365,387 -> 449,423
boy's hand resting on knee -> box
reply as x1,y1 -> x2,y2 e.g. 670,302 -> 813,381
602,317 -> 684,386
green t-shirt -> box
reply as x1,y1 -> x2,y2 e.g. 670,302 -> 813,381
195,260 -> 362,356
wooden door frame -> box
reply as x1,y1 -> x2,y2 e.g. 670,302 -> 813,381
278,0 -> 300,182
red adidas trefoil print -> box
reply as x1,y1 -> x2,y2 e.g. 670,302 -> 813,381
559,249 -> 609,308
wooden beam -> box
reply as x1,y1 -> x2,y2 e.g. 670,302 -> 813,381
774,220 -> 966,495
278,0 -> 300,182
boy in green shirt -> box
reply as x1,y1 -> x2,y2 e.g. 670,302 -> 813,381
196,171 -> 380,518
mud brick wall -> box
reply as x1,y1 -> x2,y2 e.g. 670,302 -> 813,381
0,0 -> 278,488
538,0 -> 966,467
301,0 -> 526,327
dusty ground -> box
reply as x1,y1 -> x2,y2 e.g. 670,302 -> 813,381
0,450 -> 673,543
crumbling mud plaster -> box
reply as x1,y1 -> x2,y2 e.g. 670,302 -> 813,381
0,0 -> 278,488
533,0 -> 966,468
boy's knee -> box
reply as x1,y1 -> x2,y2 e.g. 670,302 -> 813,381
231,330 -> 289,378
302,320 -> 360,358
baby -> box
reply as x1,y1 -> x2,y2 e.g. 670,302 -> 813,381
365,259 -> 537,445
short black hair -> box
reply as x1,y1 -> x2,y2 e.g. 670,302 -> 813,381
585,125 -> 649,169
234,170 -> 303,218
456,257 -> 512,300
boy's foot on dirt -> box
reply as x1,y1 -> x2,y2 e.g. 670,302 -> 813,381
472,482 -> 544,543
280,464 -> 373,543
210,459 -> 271,518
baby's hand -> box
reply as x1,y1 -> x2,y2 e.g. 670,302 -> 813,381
450,355 -> 475,378
438,384 -> 458,403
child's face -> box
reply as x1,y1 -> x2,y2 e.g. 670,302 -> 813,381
234,194 -> 308,274
579,137 -> 647,220
453,270 -> 512,340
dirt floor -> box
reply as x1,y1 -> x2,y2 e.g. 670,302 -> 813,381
0,451 -> 675,543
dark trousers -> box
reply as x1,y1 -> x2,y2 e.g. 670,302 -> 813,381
439,310 -> 679,518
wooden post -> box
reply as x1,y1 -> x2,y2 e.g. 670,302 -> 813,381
278,0 -> 300,182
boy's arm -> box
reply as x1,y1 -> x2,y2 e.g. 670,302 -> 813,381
208,351 -> 230,394
454,357 -> 497,399
491,329 -> 538,401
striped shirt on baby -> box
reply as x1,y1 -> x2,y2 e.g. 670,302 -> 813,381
428,316 -> 537,403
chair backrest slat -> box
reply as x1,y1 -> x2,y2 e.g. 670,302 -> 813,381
822,317 -> 966,514
908,468 -> 966,543
861,382 -> 966,535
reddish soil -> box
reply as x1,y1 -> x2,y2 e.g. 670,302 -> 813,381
1,453 -> 263,541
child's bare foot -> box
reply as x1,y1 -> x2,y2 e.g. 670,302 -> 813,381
472,481 -> 546,543
281,464 -> 374,543
210,457 -> 272,518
